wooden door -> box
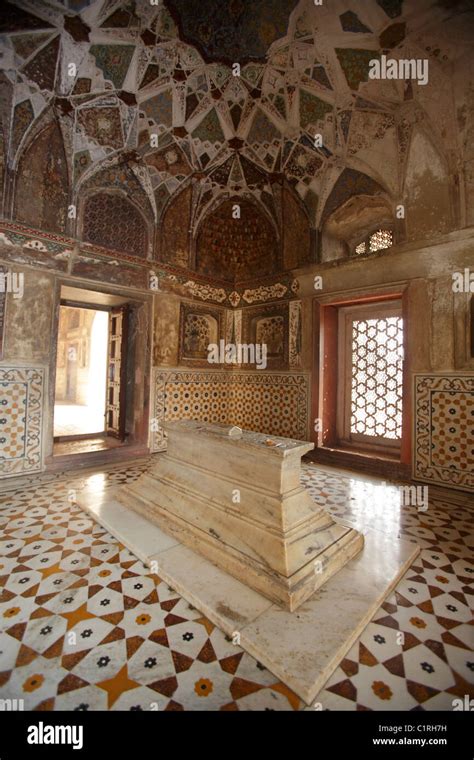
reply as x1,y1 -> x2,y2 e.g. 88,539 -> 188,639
106,306 -> 129,440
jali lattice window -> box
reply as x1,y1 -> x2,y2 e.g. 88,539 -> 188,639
353,229 -> 393,256
337,301 -> 404,450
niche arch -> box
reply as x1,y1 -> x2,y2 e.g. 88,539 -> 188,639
194,195 -> 278,282
80,189 -> 150,259
13,119 -> 69,233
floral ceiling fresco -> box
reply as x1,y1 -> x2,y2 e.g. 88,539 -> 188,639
0,0 -> 472,280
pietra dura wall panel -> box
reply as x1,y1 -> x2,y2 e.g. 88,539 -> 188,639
414,374 -> 474,492
150,368 -> 310,452
0,367 -> 44,478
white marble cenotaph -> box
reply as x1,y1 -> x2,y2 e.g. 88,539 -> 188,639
116,421 -> 364,611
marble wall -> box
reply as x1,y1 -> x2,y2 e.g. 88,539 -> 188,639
154,290 -> 302,371
0,225 -> 472,483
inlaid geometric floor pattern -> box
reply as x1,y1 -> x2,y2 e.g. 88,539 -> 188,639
0,458 -> 472,711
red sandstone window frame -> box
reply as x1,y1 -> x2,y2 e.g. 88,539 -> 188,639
312,289 -> 412,469
336,300 -> 403,454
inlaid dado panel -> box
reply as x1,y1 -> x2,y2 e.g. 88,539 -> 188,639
0,367 -> 44,478
151,368 -> 310,452
414,374 -> 474,492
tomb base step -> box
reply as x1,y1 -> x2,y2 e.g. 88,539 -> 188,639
118,479 -> 364,611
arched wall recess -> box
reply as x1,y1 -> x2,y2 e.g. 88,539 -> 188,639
323,194 -> 394,252
14,120 -> 69,234
195,195 -> 278,282
402,128 -> 453,242
80,190 -> 151,259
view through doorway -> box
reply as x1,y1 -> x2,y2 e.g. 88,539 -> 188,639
54,304 -> 109,438
52,286 -> 131,457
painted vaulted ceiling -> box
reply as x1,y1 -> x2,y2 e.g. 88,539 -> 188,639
0,0 -> 473,274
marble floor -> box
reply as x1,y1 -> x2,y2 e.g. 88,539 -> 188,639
54,437 -> 125,457
54,403 -> 105,437
0,458 -> 472,711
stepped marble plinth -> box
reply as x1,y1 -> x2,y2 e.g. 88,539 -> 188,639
116,421 -> 364,611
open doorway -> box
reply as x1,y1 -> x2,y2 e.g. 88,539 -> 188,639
54,305 -> 109,438
47,283 -> 151,466
52,286 -> 133,457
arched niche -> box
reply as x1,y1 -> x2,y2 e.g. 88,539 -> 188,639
14,120 -> 68,233
319,169 -> 392,261
320,168 -> 388,227
403,129 -> 452,242
195,196 -> 277,282
322,194 -> 394,261
182,312 -> 218,359
81,191 -> 149,258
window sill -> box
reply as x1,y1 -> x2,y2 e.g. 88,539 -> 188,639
307,444 -> 410,481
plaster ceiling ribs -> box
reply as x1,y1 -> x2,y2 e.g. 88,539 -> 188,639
162,0 -> 300,66
1,0 -> 469,272
0,2 -> 55,34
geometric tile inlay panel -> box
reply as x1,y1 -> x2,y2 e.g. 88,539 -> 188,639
0,367 -> 44,478
414,374 -> 474,492
151,369 -> 310,452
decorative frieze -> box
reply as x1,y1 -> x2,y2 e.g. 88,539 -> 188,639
0,222 -> 299,308
242,282 -> 287,304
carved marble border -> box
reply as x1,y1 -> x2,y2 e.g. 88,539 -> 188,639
289,300 -> 302,369
413,373 -> 474,492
